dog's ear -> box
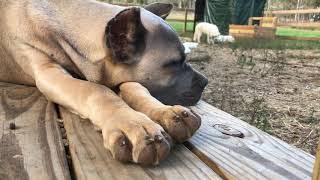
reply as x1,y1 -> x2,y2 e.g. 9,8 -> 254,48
144,3 -> 173,20
106,8 -> 146,64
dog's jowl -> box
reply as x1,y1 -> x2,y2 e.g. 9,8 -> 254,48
0,0 -> 208,165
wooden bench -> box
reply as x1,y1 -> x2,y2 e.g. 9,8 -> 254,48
0,82 -> 316,180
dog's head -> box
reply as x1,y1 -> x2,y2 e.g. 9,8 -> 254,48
104,4 -> 208,106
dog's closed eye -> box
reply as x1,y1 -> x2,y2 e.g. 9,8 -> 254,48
163,58 -> 185,67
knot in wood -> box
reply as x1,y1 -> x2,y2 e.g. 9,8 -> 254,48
213,124 -> 244,138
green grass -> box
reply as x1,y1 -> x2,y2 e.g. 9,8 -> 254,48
276,27 -> 320,38
166,20 -> 194,33
229,38 -> 320,50
166,20 -> 320,50
167,20 -> 320,39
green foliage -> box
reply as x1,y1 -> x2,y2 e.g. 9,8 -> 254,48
245,97 -> 271,132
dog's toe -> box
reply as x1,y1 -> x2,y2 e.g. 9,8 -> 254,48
160,105 -> 201,143
102,113 -> 171,165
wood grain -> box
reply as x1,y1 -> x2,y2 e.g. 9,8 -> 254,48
60,107 -> 221,180
1,82 -> 315,180
188,101 -> 315,180
0,83 -> 71,180
313,142 -> 320,180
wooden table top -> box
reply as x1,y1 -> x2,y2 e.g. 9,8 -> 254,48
0,82 -> 315,180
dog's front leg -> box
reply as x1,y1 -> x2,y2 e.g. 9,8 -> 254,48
119,82 -> 201,143
31,61 -> 171,165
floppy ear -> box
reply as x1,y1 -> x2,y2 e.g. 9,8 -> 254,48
144,3 -> 173,20
106,8 -> 146,64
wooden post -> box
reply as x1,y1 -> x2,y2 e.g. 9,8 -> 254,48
295,0 -> 301,22
184,6 -> 188,33
313,141 -> 320,180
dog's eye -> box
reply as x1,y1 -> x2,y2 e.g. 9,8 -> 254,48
164,59 -> 184,67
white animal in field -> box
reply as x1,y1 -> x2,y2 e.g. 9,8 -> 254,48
193,22 -> 220,44
214,35 -> 235,43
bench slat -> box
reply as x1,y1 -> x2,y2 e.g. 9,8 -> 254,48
0,83 -> 71,180
189,101 -> 315,180
60,107 -> 221,180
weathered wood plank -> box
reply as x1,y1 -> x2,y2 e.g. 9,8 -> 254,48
313,142 -> 320,180
188,101 -> 315,180
0,83 -> 71,180
60,107 -> 221,180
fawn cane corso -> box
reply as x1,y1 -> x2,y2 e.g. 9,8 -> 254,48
0,0 -> 208,165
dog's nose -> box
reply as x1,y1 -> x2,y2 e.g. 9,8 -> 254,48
200,77 -> 208,88
192,73 -> 208,89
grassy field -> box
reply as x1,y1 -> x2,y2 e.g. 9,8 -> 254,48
167,21 -> 320,50
167,20 -> 194,33
276,27 -> 320,38
229,38 -> 320,50
167,20 -> 320,38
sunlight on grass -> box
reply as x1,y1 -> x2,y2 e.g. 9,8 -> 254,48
276,27 -> 320,38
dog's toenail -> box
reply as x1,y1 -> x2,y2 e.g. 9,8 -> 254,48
154,135 -> 163,143
121,140 -> 126,146
182,111 -> 189,117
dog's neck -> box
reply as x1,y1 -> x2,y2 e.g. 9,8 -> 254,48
52,0 -> 124,62
44,0 -> 126,84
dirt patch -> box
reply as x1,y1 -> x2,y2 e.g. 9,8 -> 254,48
187,43 -> 320,155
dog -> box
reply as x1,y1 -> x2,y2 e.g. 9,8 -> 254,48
0,0 -> 208,165
193,22 -> 220,44
214,35 -> 235,43
183,42 -> 198,54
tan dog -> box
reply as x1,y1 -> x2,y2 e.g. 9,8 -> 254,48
0,0 -> 208,165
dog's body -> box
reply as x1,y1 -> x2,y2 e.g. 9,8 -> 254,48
0,0 -> 122,85
0,0 -> 208,165
193,22 -> 220,44
214,35 -> 235,43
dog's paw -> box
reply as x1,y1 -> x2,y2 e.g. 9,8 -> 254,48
102,111 -> 171,165
157,105 -> 201,143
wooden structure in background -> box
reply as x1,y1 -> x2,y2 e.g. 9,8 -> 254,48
229,25 -> 276,39
229,17 -> 277,39
248,17 -> 277,28
266,8 -> 320,29
0,82 -> 316,180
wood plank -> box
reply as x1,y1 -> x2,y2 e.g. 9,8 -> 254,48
229,34 -> 255,38
313,142 -> 320,180
0,83 -> 71,180
229,30 -> 255,34
60,107 -> 221,180
230,25 -> 255,30
187,101 -> 315,180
